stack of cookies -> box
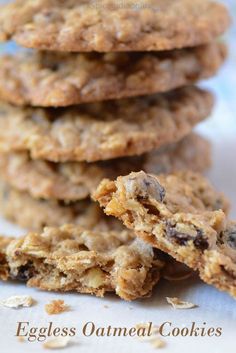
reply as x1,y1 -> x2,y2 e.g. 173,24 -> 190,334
0,1 -> 234,303
0,0 -> 230,232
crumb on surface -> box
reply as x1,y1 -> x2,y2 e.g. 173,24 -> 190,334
45,300 -> 69,315
166,297 -> 197,309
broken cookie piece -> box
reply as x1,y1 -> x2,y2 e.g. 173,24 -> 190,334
94,171 -> 236,298
0,225 -> 165,301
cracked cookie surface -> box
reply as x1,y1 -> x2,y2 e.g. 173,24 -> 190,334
0,133 -> 211,202
0,43 -> 226,107
0,87 -> 213,162
94,171 -> 235,298
0,0 -> 230,52
0,225 -> 164,301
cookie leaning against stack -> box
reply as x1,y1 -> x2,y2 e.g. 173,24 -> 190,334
0,0 -> 231,300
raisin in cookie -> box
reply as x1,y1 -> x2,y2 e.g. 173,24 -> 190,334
0,86 -> 213,162
0,42 -> 226,107
0,225 -> 164,301
0,0 -> 230,52
0,133 -> 211,202
94,171 -> 235,298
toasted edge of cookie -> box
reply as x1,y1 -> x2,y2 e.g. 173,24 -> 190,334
0,180 -> 124,232
0,133 -> 211,202
0,86 -> 213,162
0,42 -> 226,107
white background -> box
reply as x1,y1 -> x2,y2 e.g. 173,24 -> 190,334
0,1 -> 235,352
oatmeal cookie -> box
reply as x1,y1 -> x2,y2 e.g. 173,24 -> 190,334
0,134 -> 211,202
0,87 -> 213,162
0,181 -> 122,232
0,237 -> 12,281
0,0 -> 230,52
0,42 -> 226,107
0,225 -> 165,300
94,171 -> 235,298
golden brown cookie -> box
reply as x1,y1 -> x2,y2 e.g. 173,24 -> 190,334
0,0 -> 230,52
0,42 -> 226,107
0,181 -> 122,232
0,86 -> 213,162
94,171 -> 235,298
0,236 -> 12,281
0,225 -> 165,300
0,133 -> 211,202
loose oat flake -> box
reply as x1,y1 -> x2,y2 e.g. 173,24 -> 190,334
135,323 -> 166,348
166,297 -> 197,309
43,337 -> 71,349
0,295 -> 34,308
151,338 -> 166,349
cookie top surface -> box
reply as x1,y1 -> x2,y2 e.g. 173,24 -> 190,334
0,133 -> 211,202
94,171 -> 235,298
0,225 -> 164,300
0,86 -> 213,162
94,170 -> 229,217
0,0 -> 230,52
0,42 -> 226,107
